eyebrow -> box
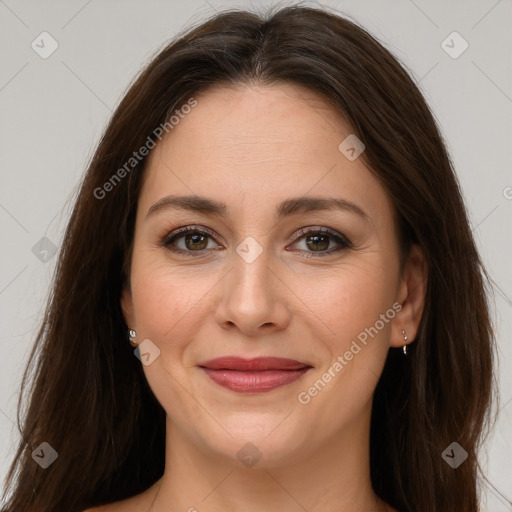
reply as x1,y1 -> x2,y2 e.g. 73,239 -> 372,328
146,194 -> 369,221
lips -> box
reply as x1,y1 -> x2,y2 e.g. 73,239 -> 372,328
199,356 -> 310,371
198,357 -> 312,393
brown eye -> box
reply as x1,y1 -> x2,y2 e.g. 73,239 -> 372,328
289,227 -> 351,257
162,226 -> 220,256
183,232 -> 208,251
162,225 -> 351,258
305,233 -> 330,252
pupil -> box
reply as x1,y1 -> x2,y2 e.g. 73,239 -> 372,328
306,234 -> 329,251
186,233 -> 207,250
183,232 -> 330,252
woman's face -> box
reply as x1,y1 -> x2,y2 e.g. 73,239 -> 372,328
122,83 -> 421,467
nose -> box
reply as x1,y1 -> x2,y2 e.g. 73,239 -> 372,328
214,246 -> 291,337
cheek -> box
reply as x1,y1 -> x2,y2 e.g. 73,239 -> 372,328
129,256 -> 217,351
295,269 -> 396,431
129,263 -> 217,421
308,261 -> 397,351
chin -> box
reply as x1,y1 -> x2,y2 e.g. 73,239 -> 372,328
200,415 -> 312,469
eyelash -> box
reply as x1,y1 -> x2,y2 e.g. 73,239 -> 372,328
161,225 -> 352,258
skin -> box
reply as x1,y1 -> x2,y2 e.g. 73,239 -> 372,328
90,82 -> 427,512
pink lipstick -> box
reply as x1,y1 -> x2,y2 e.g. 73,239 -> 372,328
198,356 -> 312,393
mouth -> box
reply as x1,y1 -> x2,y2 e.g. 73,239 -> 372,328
198,356 -> 313,393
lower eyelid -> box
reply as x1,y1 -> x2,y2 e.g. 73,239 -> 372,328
163,232 -> 219,252
163,229 -> 350,257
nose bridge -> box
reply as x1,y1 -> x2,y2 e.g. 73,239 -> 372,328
231,237 -> 275,309
215,235 -> 289,333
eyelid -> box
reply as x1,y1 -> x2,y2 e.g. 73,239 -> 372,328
290,226 -> 351,246
162,225 -> 221,247
161,224 -> 352,256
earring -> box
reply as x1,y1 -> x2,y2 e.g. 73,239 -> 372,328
401,329 -> 408,355
128,329 -> 137,346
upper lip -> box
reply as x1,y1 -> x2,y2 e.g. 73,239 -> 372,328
198,356 -> 311,371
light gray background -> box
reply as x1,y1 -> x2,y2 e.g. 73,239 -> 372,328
0,0 -> 510,509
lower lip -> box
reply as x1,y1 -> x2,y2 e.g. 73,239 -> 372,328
201,367 -> 311,393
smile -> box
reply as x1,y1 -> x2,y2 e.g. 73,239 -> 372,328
198,356 -> 312,393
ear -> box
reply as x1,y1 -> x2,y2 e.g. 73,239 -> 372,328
390,244 -> 428,349
121,284 -> 136,331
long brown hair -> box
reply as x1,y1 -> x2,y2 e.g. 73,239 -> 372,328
1,4 -> 497,511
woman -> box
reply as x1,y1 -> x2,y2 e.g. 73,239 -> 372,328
1,5 -> 496,512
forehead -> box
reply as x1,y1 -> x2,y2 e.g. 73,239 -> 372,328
139,83 -> 393,225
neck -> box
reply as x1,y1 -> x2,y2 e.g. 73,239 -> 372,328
149,403 -> 390,512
